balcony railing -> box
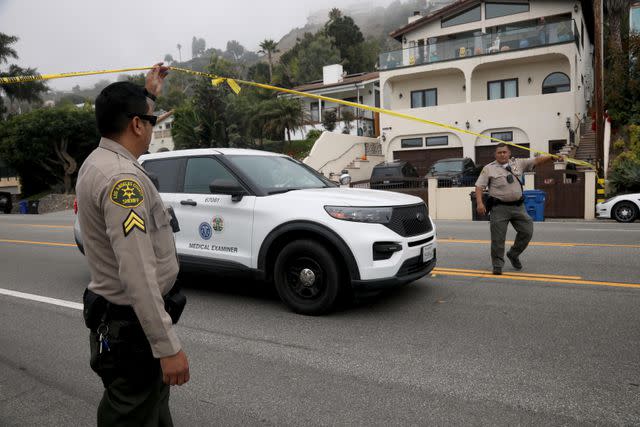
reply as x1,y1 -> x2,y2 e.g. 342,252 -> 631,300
379,19 -> 578,71
310,107 -> 375,123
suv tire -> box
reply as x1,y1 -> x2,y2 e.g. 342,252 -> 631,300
274,240 -> 341,315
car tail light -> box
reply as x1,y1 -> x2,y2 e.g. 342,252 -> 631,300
73,198 -> 78,214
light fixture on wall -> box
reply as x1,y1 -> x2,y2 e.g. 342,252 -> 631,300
565,117 -> 571,129
465,121 -> 470,130
462,84 -> 466,91
399,93 -> 403,99
402,36 -> 407,44
574,4 -> 579,13
528,77 -> 532,84
381,133 -> 387,142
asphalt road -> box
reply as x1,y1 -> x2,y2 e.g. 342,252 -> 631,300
1,211 -> 639,425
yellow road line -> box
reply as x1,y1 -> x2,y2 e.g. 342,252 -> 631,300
0,239 -> 75,248
433,270 -> 640,289
434,267 -> 582,280
439,238 -> 640,249
0,223 -> 73,230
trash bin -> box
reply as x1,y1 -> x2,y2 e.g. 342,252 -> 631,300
19,200 -> 28,214
523,190 -> 546,221
27,199 -> 40,214
0,192 -> 11,214
470,191 -> 490,221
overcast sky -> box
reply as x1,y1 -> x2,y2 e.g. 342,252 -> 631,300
0,0 -> 397,91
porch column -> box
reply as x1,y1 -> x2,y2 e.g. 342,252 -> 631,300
583,170 -> 596,220
427,177 -> 438,219
465,71 -> 472,104
524,172 -> 535,190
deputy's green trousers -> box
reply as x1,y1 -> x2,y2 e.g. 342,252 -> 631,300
90,325 -> 173,427
489,203 -> 533,269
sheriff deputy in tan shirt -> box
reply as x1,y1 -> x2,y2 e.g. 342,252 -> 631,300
474,143 -> 556,275
76,63 -> 189,425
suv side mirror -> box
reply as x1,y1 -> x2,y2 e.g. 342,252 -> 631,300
210,179 -> 245,202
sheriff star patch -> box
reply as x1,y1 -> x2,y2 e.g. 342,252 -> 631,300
111,179 -> 144,208
123,210 -> 146,236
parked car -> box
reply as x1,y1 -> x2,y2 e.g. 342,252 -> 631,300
596,193 -> 640,223
370,161 -> 421,189
426,158 -> 480,187
75,149 -> 437,315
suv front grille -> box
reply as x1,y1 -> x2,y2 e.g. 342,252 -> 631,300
384,203 -> 432,237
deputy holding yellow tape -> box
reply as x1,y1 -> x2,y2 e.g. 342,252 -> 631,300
0,64 -> 594,169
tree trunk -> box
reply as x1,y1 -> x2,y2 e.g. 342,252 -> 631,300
53,138 -> 78,194
268,52 -> 273,83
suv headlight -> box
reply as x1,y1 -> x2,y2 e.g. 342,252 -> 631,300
324,206 -> 393,223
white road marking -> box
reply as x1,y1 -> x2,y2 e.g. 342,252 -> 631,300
576,228 -> 640,232
0,288 -> 82,310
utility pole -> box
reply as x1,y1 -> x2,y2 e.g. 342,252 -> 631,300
593,0 -> 604,175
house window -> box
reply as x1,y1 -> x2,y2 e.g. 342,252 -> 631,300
491,131 -> 513,142
441,5 -> 481,28
485,2 -> 529,20
401,137 -> 423,148
542,72 -> 570,94
410,89 -> 437,108
487,79 -> 518,100
165,122 -> 172,129
426,136 -> 448,146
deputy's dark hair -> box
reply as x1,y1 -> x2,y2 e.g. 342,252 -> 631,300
495,143 -> 511,150
95,82 -> 149,138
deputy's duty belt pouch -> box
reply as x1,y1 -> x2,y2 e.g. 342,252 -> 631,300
83,288 -> 108,330
165,291 -> 186,324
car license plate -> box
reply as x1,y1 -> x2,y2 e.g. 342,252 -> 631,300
422,245 -> 433,263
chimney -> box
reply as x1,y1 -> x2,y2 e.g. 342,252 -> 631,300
323,64 -> 344,85
408,11 -> 422,24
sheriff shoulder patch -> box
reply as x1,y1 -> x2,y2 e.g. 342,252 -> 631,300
123,210 -> 146,236
111,179 -> 144,208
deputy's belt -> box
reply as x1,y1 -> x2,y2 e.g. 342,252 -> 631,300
493,197 -> 524,206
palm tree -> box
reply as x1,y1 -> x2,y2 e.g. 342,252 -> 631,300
258,39 -> 280,83
0,33 -> 19,64
606,0 -> 631,51
176,43 -> 182,62
260,98 -> 306,145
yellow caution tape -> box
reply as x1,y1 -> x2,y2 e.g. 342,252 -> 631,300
0,65 -> 595,169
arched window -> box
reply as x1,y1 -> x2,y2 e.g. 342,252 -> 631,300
542,72 -> 570,94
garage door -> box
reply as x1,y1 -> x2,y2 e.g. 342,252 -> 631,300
393,147 -> 464,176
475,144 -> 530,168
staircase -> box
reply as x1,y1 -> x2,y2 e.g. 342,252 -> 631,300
573,117 -> 597,170
344,154 -> 384,181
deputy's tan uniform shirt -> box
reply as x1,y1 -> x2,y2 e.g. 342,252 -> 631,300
76,137 -> 180,358
475,158 -> 536,202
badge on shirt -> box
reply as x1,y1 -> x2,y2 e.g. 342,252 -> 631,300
122,210 -> 146,236
110,179 -> 144,208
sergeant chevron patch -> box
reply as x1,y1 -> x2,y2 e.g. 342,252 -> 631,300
123,210 -> 146,236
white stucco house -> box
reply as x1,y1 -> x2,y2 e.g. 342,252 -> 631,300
148,110 -> 175,153
285,64 -> 380,140
377,0 -> 594,175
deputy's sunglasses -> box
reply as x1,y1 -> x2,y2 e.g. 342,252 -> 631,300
126,113 -> 158,126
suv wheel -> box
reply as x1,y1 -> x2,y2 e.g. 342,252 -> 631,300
612,201 -> 637,223
274,240 -> 341,315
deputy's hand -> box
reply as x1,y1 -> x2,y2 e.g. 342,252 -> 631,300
160,350 -> 190,386
477,203 -> 487,216
145,62 -> 169,97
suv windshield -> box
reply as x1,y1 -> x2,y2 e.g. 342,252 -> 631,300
432,161 -> 464,173
226,155 -> 332,193
372,166 -> 401,178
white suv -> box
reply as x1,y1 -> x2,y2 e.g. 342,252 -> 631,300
75,148 -> 437,314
